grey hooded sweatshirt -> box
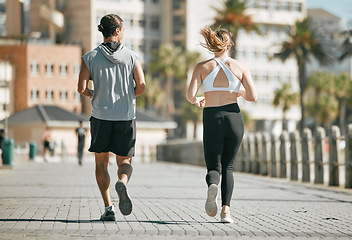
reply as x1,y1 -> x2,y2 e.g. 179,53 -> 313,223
82,43 -> 139,121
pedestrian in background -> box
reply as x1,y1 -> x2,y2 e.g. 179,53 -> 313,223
75,120 -> 87,165
186,26 -> 257,223
41,127 -> 52,162
78,13 -> 145,221
0,129 -> 5,167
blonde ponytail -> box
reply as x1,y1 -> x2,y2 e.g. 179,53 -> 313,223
200,26 -> 233,53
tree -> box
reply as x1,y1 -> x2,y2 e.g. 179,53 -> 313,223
274,18 -> 331,135
339,27 -> 352,61
149,44 -> 187,117
136,74 -> 164,112
212,0 -> 259,58
272,83 -> 298,131
333,72 -> 352,134
182,101 -> 203,139
305,72 -> 338,130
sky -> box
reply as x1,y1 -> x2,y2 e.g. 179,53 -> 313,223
307,0 -> 352,28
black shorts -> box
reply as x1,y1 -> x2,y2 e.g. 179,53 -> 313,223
88,117 -> 136,157
44,141 -> 50,150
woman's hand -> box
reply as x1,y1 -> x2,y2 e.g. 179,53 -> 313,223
195,97 -> 206,108
237,90 -> 245,99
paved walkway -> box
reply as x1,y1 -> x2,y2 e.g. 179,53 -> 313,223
0,155 -> 351,240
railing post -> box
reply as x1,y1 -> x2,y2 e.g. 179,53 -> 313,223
245,134 -> 253,173
329,125 -> 340,186
238,136 -> 247,172
261,132 -> 270,176
270,133 -> 278,177
346,124 -> 352,188
314,127 -> 325,184
279,131 -> 289,178
253,133 -> 262,174
302,128 -> 312,182
290,130 -> 300,181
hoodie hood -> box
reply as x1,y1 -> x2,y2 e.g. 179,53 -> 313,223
98,41 -> 124,64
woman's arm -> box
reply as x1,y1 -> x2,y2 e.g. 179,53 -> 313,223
133,60 -> 146,97
186,63 -> 205,108
77,60 -> 93,98
238,63 -> 257,102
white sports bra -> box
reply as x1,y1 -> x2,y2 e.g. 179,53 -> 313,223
202,57 -> 241,93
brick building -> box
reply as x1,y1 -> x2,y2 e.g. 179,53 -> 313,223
0,43 -> 82,114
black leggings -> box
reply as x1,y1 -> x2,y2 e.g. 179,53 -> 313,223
203,103 -> 244,206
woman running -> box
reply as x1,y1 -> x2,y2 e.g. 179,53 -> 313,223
186,26 -> 257,223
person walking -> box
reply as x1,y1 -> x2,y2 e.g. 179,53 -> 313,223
0,129 -> 5,167
75,121 -> 87,165
41,127 -> 52,162
186,26 -> 257,223
77,14 -> 146,221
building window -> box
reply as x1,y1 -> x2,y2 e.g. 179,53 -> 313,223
151,16 -> 160,31
293,2 -> 302,12
46,89 -> 54,102
151,40 -> 160,51
74,91 -> 80,103
271,1 -> 280,11
246,0 -> 255,8
31,89 -> 39,102
173,15 -> 184,35
139,15 -> 146,28
272,74 -> 280,83
282,1 -> 290,11
263,73 -> 269,82
172,0 -> 183,10
60,89 -> 68,102
45,62 -> 54,77
60,63 -> 68,77
173,40 -> 184,50
258,0 -> 268,9
30,61 -> 39,76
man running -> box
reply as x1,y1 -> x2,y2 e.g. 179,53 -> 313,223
77,13 -> 146,221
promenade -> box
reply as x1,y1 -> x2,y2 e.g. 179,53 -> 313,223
0,155 -> 351,240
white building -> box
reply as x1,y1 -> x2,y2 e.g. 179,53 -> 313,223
236,0 -> 305,135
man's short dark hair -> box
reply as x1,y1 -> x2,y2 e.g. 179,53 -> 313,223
98,14 -> 124,38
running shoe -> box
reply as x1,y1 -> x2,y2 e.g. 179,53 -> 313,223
115,180 -> 132,215
220,211 -> 234,223
205,184 -> 218,217
100,206 -> 115,221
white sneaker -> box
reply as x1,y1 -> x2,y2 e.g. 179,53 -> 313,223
205,184 -> 218,217
220,211 -> 234,223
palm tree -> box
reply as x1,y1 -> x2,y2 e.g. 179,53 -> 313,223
305,72 -> 338,130
149,44 -> 187,117
340,28 -> 352,61
182,101 -> 203,139
212,0 -> 259,58
333,72 -> 352,134
136,74 -> 164,112
274,18 -> 331,135
273,83 -> 298,131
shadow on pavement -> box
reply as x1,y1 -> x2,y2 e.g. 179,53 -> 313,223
0,218 -> 221,224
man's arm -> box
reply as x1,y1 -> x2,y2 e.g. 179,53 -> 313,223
77,59 -> 93,98
133,60 -> 146,97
